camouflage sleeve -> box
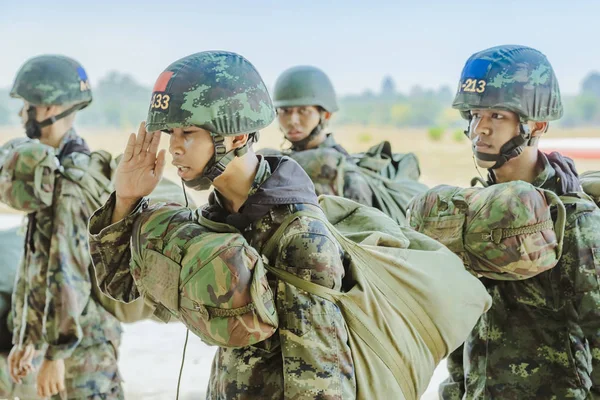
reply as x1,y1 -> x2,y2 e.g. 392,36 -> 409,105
439,344 -> 466,400
342,170 -> 374,207
88,192 -> 144,303
43,189 -> 92,360
561,210 -> 600,395
275,216 -> 356,398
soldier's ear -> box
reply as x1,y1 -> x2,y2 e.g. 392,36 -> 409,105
41,105 -> 61,120
230,134 -> 249,149
530,121 -> 548,137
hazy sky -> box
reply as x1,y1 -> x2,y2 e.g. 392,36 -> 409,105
1,0 -> 598,95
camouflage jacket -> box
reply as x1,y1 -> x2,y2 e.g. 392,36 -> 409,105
441,152 -> 600,399
89,155 -> 356,400
10,130 -> 122,361
291,134 -> 373,206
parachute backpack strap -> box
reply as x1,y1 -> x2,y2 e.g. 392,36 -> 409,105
543,190 -> 567,260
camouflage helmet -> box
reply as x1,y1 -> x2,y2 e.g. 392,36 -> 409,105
452,45 -> 562,122
10,55 -> 92,109
273,66 -> 339,113
145,51 -> 275,134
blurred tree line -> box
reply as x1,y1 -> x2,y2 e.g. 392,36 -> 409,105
1,71 -> 600,129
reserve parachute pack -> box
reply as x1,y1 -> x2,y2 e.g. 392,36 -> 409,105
267,140 -> 428,224
408,181 -> 569,280
0,138 -> 193,323
129,203 -> 278,347
260,195 -> 492,400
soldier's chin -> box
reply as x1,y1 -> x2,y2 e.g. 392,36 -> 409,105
475,157 -> 497,169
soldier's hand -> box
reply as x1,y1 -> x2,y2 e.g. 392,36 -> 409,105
112,122 -> 166,222
8,344 -> 35,383
37,358 -> 65,398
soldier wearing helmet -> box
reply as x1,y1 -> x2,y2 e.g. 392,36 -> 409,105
439,45 -> 600,399
269,65 -> 374,205
4,55 -> 123,399
88,51 -> 357,399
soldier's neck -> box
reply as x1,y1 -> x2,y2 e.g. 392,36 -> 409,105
213,152 -> 260,213
492,148 -> 540,184
40,123 -> 73,149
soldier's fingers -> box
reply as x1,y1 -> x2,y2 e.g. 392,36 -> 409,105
57,379 -> 66,393
134,122 -> 147,157
148,131 -> 162,156
50,381 -> 60,395
141,126 -> 154,153
154,149 -> 167,179
37,381 -> 46,398
122,133 -> 136,162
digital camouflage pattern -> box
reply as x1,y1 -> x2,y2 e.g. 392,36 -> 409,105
453,45 -> 563,121
287,134 -> 374,206
408,181 -> 564,280
10,55 -> 92,107
439,153 -> 600,399
127,203 -> 278,347
0,139 -> 59,212
3,130 -> 123,399
145,51 -> 275,135
89,156 -> 357,399
272,65 -> 339,112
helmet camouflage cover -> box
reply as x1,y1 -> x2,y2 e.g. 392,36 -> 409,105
145,51 -> 275,135
452,45 -> 563,122
10,55 -> 92,108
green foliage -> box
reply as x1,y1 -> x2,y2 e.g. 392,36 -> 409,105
453,128 -> 466,142
357,132 -> 373,143
428,126 -> 445,141
0,72 -> 600,129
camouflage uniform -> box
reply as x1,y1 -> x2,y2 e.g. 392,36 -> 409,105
440,45 -> 600,399
288,134 -> 374,206
6,55 -> 123,400
271,65 -> 374,206
88,51 -> 356,399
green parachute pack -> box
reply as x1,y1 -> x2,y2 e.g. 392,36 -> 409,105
133,194 -> 490,399
260,195 -> 491,400
407,181 -> 574,280
268,140 -> 428,224
0,138 -> 194,323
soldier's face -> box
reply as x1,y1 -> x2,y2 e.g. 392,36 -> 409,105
277,106 -> 322,142
168,126 -> 214,180
468,108 -> 521,168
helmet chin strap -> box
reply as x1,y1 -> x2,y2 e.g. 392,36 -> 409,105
25,104 -> 87,139
471,120 -> 538,170
183,132 -> 257,191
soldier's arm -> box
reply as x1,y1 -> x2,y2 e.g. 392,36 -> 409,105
439,345 -> 466,400
274,216 -> 355,398
562,210 -> 600,395
88,192 -> 144,303
43,191 -> 93,360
